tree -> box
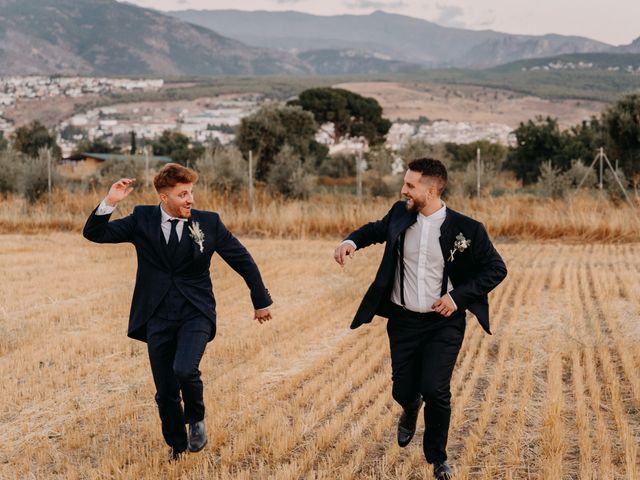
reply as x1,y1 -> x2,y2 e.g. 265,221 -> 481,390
236,104 -> 321,181
195,144 -> 247,192
130,131 -> 137,155
11,121 -> 61,159
444,140 -> 507,171
73,137 -> 119,155
60,124 -> 86,141
0,131 -> 7,152
266,145 -> 315,199
21,149 -> 59,203
602,93 -> 640,176
398,140 -> 452,169
152,130 -> 204,167
366,146 -> 395,176
289,88 -> 391,146
558,117 -> 606,168
504,117 -> 564,185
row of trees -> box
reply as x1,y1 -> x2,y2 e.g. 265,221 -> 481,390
506,94 -> 640,185
2,88 -> 640,202
11,121 -> 206,168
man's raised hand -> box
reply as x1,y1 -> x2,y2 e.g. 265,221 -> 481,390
105,178 -> 136,207
334,242 -> 355,267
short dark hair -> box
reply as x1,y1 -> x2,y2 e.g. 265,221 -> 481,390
408,157 -> 447,194
153,163 -> 198,192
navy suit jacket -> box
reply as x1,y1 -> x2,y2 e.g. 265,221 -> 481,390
346,201 -> 507,334
83,205 -> 272,342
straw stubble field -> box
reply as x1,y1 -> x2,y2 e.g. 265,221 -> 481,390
0,234 -> 639,479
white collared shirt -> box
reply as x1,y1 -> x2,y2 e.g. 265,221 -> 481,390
96,199 -> 187,244
343,202 -> 456,313
390,203 -> 454,312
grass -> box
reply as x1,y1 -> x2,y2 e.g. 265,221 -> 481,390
1,237 -> 639,478
2,188 -> 640,243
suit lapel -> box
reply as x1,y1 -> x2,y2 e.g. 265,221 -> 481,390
174,213 -> 201,272
390,207 -> 417,244
173,223 -> 192,267
185,212 -> 200,260
437,208 -> 456,295
438,208 -> 456,261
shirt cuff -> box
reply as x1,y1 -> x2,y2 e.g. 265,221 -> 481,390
342,240 -> 357,250
96,198 -> 116,216
447,293 -> 458,311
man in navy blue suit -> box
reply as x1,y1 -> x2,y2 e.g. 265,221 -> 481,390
83,163 -> 272,461
334,158 -> 506,479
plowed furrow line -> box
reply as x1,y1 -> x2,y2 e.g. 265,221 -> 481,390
577,263 -> 616,479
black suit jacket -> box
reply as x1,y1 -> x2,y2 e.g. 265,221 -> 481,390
346,201 -> 507,334
83,205 -> 272,342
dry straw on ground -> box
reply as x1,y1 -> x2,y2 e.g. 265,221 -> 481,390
1,235 -> 639,479
2,189 -> 640,242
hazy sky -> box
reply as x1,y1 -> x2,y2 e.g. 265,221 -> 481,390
121,0 -> 639,46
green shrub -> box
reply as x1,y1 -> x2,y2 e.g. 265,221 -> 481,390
195,145 -> 247,192
21,149 -> 60,203
318,153 -> 356,178
537,161 -> 570,199
0,149 -> 21,195
267,145 -> 316,199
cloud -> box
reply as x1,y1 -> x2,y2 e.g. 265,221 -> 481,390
434,3 -> 466,28
346,1 -> 408,10
176,0 -> 189,4
274,0 -> 305,3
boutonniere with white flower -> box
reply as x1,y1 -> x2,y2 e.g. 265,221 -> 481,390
188,222 -> 205,253
448,233 -> 471,262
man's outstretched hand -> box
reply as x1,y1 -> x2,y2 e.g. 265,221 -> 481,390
254,307 -> 272,324
333,242 -> 355,267
105,178 -> 136,207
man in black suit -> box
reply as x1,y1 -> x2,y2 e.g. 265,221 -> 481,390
334,158 -> 506,479
83,163 -> 272,461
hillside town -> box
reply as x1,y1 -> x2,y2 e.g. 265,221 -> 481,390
0,76 -> 165,138
3,75 -> 520,157
0,76 -> 164,104
521,61 -> 640,73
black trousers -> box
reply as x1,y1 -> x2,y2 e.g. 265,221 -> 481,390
386,305 -> 466,464
146,314 -> 213,451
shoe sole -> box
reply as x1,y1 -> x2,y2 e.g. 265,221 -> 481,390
188,437 -> 208,453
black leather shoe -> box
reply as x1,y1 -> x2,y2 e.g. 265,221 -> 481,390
188,420 -> 208,452
397,398 -> 422,447
168,446 -> 187,462
434,461 -> 453,480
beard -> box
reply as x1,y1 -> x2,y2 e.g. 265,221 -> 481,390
405,196 -> 426,213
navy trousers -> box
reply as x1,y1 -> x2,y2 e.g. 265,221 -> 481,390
386,304 -> 466,464
146,308 -> 213,451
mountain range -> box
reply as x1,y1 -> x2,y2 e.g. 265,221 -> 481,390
0,0 -> 638,76
0,0 -> 310,76
168,9 -> 627,69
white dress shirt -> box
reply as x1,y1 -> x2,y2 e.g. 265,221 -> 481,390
344,202 -> 456,313
96,199 -> 187,244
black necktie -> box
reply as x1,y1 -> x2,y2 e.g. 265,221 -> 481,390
168,219 -> 180,256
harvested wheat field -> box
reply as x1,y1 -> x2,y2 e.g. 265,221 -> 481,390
1,234 -> 639,479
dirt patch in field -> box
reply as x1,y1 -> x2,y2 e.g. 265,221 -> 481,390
335,82 -> 606,128
5,95 -> 103,129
